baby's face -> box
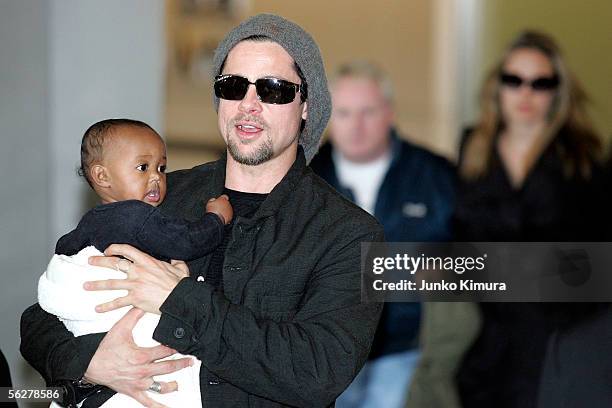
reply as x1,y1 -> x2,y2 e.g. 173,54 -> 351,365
103,126 -> 167,206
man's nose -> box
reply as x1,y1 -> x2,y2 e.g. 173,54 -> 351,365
238,84 -> 263,114
348,113 -> 366,133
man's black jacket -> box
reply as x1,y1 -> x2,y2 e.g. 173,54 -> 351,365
21,149 -> 384,407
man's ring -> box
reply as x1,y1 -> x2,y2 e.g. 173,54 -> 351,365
116,259 -> 131,273
148,380 -> 162,393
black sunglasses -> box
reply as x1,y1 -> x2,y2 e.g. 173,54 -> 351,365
500,72 -> 560,91
214,74 -> 307,105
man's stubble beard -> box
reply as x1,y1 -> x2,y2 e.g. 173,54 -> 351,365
226,130 -> 274,166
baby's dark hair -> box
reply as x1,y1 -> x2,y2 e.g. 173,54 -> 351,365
78,118 -> 160,189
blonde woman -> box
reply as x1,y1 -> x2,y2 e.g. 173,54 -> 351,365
454,31 -> 607,408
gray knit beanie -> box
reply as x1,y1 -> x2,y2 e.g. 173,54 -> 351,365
212,13 -> 331,163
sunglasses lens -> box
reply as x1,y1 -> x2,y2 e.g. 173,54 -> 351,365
256,78 -> 296,104
215,76 -> 249,100
500,74 -> 523,88
531,77 -> 559,91
215,75 -> 303,104
500,73 -> 559,91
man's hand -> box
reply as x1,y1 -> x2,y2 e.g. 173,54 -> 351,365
84,308 -> 193,408
206,194 -> 233,225
85,244 -> 189,314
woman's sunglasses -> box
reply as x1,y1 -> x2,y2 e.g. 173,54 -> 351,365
214,74 -> 307,105
500,72 -> 560,91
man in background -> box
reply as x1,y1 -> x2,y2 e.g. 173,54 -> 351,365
310,60 -> 455,408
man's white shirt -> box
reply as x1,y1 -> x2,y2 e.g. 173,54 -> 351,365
333,149 -> 392,215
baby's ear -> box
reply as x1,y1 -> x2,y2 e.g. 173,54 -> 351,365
90,164 -> 111,188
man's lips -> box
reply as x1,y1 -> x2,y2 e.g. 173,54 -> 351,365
232,117 -> 266,140
235,122 -> 263,137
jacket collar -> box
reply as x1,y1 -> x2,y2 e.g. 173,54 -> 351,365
211,146 -> 308,222
313,127 -> 403,184
386,128 -> 404,165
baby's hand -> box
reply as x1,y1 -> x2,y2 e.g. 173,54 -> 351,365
206,195 -> 233,225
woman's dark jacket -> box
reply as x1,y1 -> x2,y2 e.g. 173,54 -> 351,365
454,128 -> 608,408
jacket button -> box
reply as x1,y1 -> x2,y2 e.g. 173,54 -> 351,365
174,327 -> 185,339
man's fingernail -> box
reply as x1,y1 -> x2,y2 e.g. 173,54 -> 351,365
83,282 -> 90,290
95,305 -> 102,312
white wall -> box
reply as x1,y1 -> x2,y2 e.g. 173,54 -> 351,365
0,1 -> 165,405
0,2 -> 52,405
49,0 -> 166,243
429,0 -> 484,160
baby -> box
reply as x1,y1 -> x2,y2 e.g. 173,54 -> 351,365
38,118 -> 231,407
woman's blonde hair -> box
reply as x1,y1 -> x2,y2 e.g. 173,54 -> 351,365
460,30 -> 603,181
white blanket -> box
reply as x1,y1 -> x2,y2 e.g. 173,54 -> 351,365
38,246 -> 202,408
